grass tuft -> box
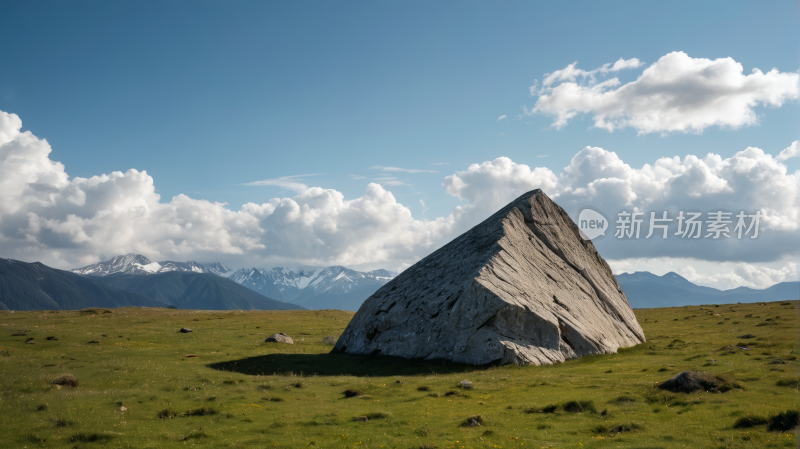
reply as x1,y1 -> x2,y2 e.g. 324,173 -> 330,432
52,418 -> 74,427
182,407 -> 217,417
767,410 -> 799,432
157,408 -> 178,419
460,415 -> 484,427
733,415 -> 768,428
776,377 -> 800,388
69,432 -> 114,443
562,400 -> 596,413
591,423 -> 643,435
51,374 -> 78,388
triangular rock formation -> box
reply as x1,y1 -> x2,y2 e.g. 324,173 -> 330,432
333,190 -> 645,366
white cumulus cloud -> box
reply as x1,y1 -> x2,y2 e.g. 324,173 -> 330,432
777,140 -> 800,161
0,109 -> 797,288
530,51 -> 800,134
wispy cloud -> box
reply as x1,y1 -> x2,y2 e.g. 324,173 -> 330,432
536,155 -> 548,158
497,115 -> 507,121
431,162 -> 449,166
369,166 -> 437,173
242,173 -> 324,192
372,176 -> 412,187
349,174 -> 367,179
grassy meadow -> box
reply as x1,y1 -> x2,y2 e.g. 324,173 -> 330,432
0,301 -> 798,448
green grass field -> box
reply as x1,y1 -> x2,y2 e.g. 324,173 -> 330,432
1,301 -> 797,448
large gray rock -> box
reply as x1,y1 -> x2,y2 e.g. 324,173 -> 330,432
334,189 -> 645,366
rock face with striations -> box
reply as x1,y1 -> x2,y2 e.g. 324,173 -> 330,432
334,190 -> 645,366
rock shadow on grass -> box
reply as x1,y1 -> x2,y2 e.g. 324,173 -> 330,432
207,353 -> 481,377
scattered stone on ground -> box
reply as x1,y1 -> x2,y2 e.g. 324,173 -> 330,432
352,416 -> 368,422
658,371 -> 725,393
459,380 -> 474,389
179,328 -> 193,333
265,333 -> 293,344
46,336 -> 57,340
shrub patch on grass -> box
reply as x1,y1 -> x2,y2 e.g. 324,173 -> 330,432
182,407 -> 217,417
343,389 -> 361,398
592,423 -> 643,435
51,374 -> 78,388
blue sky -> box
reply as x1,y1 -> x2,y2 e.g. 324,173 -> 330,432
0,1 -> 798,288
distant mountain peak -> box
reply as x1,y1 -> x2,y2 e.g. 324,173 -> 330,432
72,254 -> 229,277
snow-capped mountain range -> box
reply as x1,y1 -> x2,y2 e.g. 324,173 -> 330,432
71,254 -> 396,311
72,253 -> 230,277
224,266 -> 396,310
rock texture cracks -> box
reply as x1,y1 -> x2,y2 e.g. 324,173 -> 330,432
334,189 -> 645,366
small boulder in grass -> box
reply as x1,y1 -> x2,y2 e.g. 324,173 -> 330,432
179,328 -> 193,333
265,333 -> 293,344
658,370 -> 728,393
458,380 -> 474,389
